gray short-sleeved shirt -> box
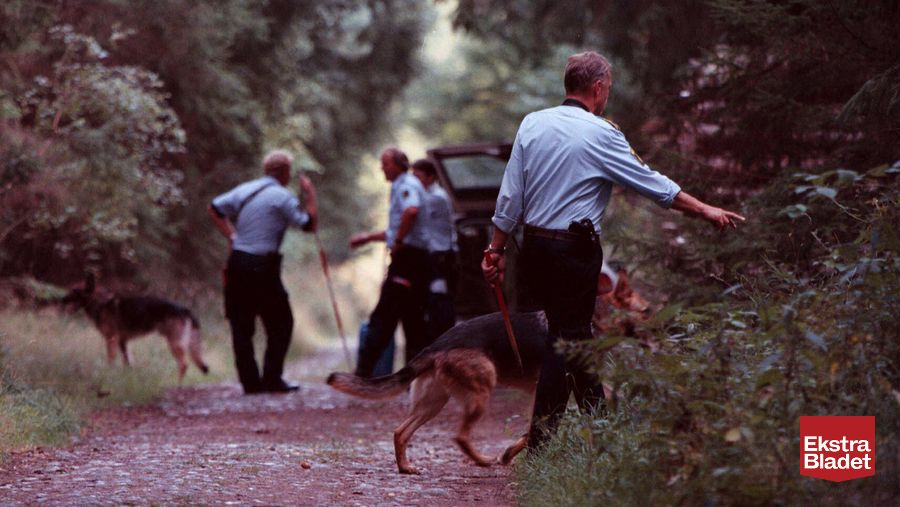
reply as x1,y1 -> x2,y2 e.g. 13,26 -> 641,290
386,172 -> 429,250
493,104 -> 681,235
420,184 -> 456,253
211,175 -> 310,255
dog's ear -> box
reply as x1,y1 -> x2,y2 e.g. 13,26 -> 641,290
85,273 -> 95,295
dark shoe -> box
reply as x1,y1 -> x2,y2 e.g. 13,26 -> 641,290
261,379 -> 299,393
243,384 -> 264,395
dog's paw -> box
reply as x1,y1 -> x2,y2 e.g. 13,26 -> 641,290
500,448 -> 518,465
398,465 -> 421,475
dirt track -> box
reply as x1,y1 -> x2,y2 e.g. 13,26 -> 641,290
0,347 -> 529,506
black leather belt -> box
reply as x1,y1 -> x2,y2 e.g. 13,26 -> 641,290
524,224 -> 586,242
525,224 -> 600,244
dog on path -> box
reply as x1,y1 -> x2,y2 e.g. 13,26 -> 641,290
62,274 -> 209,380
327,267 -> 648,474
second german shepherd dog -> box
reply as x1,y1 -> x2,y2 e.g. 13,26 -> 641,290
63,274 -> 210,380
328,267 -> 648,474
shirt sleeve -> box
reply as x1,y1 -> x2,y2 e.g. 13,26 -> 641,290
210,187 -> 241,219
447,196 -> 458,250
438,189 -> 458,250
592,128 -> 681,208
492,127 -> 526,233
397,181 -> 422,210
277,193 -> 310,229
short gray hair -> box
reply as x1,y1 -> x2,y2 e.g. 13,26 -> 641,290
382,147 -> 409,170
263,149 -> 293,175
564,51 -> 612,94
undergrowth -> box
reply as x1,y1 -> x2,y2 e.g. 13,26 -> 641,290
517,163 -> 899,505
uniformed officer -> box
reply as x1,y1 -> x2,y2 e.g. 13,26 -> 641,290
411,158 -> 458,341
350,148 -> 432,377
208,149 -> 318,394
482,51 -> 745,449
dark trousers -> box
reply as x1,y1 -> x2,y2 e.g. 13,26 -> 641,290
426,250 -> 458,342
355,246 -> 431,377
225,250 -> 294,391
522,234 -> 604,449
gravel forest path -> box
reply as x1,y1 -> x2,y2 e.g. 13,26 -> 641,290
0,345 -> 530,506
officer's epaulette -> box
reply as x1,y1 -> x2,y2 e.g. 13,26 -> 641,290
601,117 -> 621,130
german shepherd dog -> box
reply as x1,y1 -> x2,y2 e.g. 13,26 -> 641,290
327,267 -> 648,474
63,274 -> 210,380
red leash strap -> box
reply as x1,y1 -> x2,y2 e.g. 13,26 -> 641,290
483,251 -> 524,370
315,232 -> 353,369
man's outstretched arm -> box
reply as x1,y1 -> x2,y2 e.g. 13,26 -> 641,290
671,191 -> 746,230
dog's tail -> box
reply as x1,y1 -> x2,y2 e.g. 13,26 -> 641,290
326,353 -> 435,399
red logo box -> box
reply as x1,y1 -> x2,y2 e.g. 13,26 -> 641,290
800,416 -> 875,482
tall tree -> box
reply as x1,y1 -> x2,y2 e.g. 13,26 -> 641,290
0,0 -> 430,282
444,0 -> 899,196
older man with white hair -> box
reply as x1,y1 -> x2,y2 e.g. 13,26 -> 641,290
208,149 -> 318,394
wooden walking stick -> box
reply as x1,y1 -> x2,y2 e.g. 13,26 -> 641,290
483,250 -> 524,370
300,170 -> 353,369
315,231 -> 354,369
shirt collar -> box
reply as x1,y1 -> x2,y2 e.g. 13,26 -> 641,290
561,98 -> 590,112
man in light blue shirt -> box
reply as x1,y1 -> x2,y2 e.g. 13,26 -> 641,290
412,158 -> 458,342
349,148 -> 432,377
208,149 -> 318,394
482,51 -> 745,450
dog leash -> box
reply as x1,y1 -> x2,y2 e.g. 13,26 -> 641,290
483,250 -> 524,371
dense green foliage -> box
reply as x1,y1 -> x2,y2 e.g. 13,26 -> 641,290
425,1 -> 900,504
518,163 -> 899,505
440,0 -> 899,197
1,0 -> 429,283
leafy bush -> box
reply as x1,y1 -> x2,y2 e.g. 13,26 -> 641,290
518,164 -> 899,505
1,25 -> 187,281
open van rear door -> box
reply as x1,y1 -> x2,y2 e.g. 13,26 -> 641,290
427,143 -> 512,216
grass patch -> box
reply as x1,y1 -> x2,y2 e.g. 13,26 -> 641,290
0,253 -> 378,459
0,383 -> 79,450
0,304 -> 234,458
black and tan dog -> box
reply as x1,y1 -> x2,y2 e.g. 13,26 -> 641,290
63,274 -> 209,380
328,267 -> 649,474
